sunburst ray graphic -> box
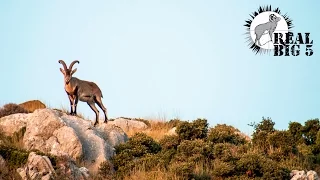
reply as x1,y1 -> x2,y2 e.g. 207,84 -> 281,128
244,5 -> 294,55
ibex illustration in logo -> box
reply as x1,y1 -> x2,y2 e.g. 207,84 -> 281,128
254,14 -> 281,46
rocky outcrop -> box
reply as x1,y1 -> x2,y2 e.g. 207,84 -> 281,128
291,170 -> 319,180
0,155 -> 8,175
0,113 -> 28,137
0,108 -> 128,173
307,171 -> 319,180
17,152 -> 55,180
16,152 -> 90,180
22,109 -> 82,160
108,117 -> 148,132
55,158 -> 90,180
166,127 -> 177,136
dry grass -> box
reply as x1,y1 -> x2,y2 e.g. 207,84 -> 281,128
123,162 -> 211,180
19,100 -> 46,113
125,119 -> 175,141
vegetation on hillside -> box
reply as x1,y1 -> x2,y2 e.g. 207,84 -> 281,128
99,117 -> 320,180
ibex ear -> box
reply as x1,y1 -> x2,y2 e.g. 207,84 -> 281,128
60,68 -> 65,75
71,68 -> 77,75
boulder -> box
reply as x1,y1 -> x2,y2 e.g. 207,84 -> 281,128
0,155 -> 8,175
96,124 -> 128,147
55,158 -> 90,180
17,152 -> 55,180
307,170 -> 319,180
17,152 -> 90,180
108,117 -> 148,132
0,113 -> 29,137
291,170 -> 319,180
166,127 -> 177,136
23,109 -> 82,160
0,108 -> 128,173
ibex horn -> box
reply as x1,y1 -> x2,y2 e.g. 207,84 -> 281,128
58,60 -> 68,71
69,60 -> 80,70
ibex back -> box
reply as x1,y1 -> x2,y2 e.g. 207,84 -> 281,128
58,60 -> 108,126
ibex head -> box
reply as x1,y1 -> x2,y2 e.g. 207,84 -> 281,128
59,60 -> 80,84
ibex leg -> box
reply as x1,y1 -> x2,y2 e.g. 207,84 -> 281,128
68,94 -> 75,115
94,96 -> 108,123
74,95 -> 79,115
87,101 -> 99,127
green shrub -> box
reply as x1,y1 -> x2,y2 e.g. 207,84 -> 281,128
288,121 -> 303,142
251,117 -> 275,134
316,131 -> 320,146
0,145 -> 26,179
134,152 -> 171,171
212,159 -> 235,177
111,133 -> 161,177
159,135 -> 180,150
208,124 -> 246,145
174,139 -> 212,163
236,152 -> 267,177
97,160 -> 114,179
176,118 -> 208,140
236,152 -> 290,179
213,143 -> 237,162
260,159 -> 290,180
237,143 -> 251,155
312,131 -> 320,154
0,145 -> 29,166
252,131 -> 269,153
157,149 -> 176,167
0,103 -> 30,118
114,149 -> 176,178
111,150 -> 134,171
267,130 -> 295,156
115,132 -> 161,158
302,119 -> 320,145
169,161 -> 194,179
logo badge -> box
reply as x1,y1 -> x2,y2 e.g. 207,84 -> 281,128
244,6 -> 313,56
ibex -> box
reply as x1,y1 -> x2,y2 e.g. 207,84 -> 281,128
58,60 -> 108,126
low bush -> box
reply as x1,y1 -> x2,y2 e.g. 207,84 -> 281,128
208,124 -> 246,145
0,103 -> 30,118
174,139 -> 212,163
236,152 -> 290,179
159,135 -> 181,150
267,130 -> 295,156
111,133 -> 161,177
169,161 -> 194,179
213,143 -> 238,162
176,118 -> 208,140
19,100 -> 46,113
0,145 -> 29,167
212,159 -> 235,178
97,160 -> 114,179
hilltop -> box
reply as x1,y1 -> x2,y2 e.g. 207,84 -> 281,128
0,100 -> 319,180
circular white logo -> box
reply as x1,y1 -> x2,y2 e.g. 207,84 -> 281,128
250,12 -> 289,50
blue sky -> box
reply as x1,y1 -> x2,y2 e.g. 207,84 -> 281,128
0,1 -> 319,135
